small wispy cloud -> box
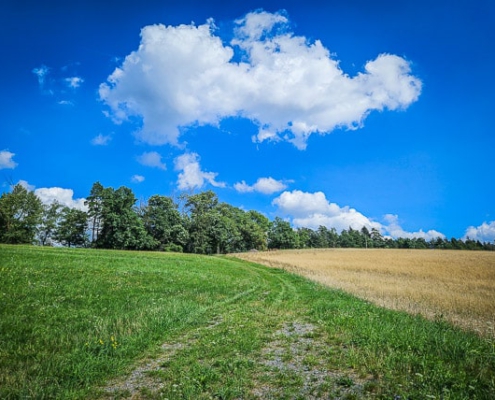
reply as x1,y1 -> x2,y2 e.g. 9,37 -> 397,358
136,151 -> 166,170
91,133 -> 112,146
65,76 -> 84,88
32,64 -> 84,100
32,65 -> 50,87
131,174 -> 145,183
0,150 -> 18,169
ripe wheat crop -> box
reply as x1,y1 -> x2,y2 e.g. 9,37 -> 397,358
233,249 -> 495,337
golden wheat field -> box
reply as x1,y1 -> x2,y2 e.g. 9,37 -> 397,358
232,249 -> 495,337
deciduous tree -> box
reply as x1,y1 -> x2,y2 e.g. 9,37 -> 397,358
244,210 -> 269,250
141,195 -> 188,251
96,186 -> 153,250
85,181 -> 105,244
37,201 -> 62,246
183,191 -> 219,254
268,217 -> 297,249
0,184 -> 42,244
55,207 -> 89,247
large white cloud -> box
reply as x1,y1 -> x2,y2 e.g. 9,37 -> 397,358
0,150 -> 18,169
272,190 -> 445,240
174,152 -> 226,191
463,221 -> 495,243
234,177 -> 287,194
99,10 -> 421,149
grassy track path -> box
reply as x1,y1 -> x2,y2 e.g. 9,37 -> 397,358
1,246 -> 494,399
101,260 -> 332,399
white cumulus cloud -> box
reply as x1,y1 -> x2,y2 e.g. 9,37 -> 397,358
136,151 -> 166,170
0,150 -> 18,169
34,186 -> 87,211
17,180 -> 35,191
382,214 -> 445,241
273,190 -> 381,232
174,152 -> 225,191
234,177 -> 287,194
99,10 -> 421,149
272,190 -> 445,240
463,221 -> 495,243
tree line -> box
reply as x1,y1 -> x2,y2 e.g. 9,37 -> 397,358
0,182 -> 493,252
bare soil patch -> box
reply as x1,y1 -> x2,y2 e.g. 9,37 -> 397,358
232,249 -> 495,337
253,321 -> 372,399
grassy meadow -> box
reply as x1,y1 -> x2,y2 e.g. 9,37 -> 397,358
1,245 -> 494,399
233,248 -> 495,337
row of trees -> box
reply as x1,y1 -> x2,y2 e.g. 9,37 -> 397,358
280,224 -> 494,251
0,184 -> 88,248
1,182 -> 493,252
0,183 -> 270,253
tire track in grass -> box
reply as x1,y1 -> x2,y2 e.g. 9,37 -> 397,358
102,259 -> 373,399
101,259 -> 306,397
237,261 -> 372,399
236,259 -> 300,305
238,261 -> 382,399
101,260 -> 278,398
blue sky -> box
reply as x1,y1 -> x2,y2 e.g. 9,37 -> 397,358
1,0 -> 494,242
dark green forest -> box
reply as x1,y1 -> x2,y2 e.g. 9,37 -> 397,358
0,182 -> 493,252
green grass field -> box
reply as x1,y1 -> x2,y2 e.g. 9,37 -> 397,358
1,245 -> 494,399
